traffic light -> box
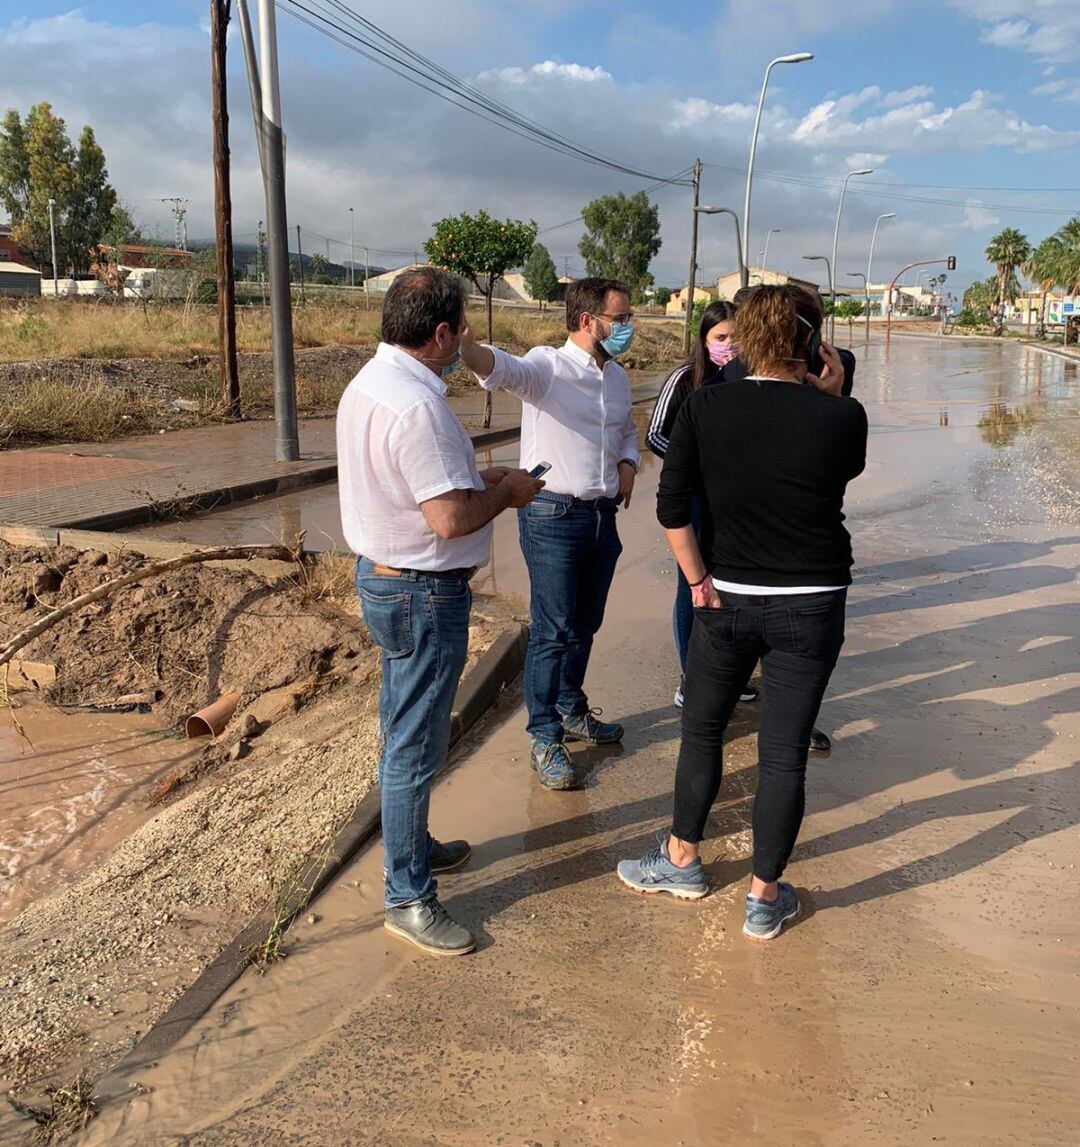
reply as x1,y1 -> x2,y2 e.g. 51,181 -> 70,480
947,255 -> 956,271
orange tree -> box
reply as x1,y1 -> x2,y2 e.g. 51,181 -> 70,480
425,210 -> 537,425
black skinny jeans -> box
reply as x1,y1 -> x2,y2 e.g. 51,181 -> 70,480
672,589 -> 847,883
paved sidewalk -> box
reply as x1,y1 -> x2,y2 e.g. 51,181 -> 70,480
0,381 -> 661,534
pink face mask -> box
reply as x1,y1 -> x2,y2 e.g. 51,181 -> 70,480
707,340 -> 739,368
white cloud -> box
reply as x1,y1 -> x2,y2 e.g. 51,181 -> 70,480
478,60 -> 612,85
879,85 -> 934,108
844,153 -> 889,172
962,200 -> 1002,230
950,1 -> 1080,65
668,97 -> 755,131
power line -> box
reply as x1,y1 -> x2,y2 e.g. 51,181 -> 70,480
701,162 -> 1080,217
277,0 -> 693,186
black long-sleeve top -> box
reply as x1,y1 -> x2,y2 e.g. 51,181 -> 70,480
657,378 -> 868,587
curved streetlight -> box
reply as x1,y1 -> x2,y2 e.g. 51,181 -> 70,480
696,205 -> 745,293
803,255 -> 833,329
742,52 -> 814,286
759,227 -> 782,278
829,168 -> 873,339
848,271 -> 870,340
867,211 -> 896,287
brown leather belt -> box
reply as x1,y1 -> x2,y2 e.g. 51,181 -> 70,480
372,562 -> 477,581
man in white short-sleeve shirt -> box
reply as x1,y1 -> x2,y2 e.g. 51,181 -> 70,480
337,267 -> 542,957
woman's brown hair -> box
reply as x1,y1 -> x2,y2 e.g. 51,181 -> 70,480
684,299 -> 738,391
733,285 -> 823,376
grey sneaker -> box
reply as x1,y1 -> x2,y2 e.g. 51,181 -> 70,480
743,881 -> 801,941
616,833 -> 708,900
561,708 -> 624,745
384,897 -> 476,957
530,740 -> 579,790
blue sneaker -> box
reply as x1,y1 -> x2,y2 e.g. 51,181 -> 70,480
616,833 -> 708,900
561,708 -> 624,745
743,881 -> 801,941
530,741 -> 579,790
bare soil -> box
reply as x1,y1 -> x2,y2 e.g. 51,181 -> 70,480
0,541 -> 516,1102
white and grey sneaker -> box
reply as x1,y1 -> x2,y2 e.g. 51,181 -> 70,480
743,881 -> 800,941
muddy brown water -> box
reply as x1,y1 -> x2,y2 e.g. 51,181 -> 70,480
11,335 -> 1080,1143
0,704 -> 199,922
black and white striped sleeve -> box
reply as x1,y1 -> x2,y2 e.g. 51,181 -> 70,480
646,365 -> 692,458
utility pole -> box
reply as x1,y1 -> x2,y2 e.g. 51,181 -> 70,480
211,0 -> 240,418
256,219 -> 265,302
47,197 -> 59,296
683,157 -> 702,355
237,0 -> 298,461
364,245 -> 370,304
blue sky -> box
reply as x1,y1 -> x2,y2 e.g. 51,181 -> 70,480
2,2 -> 1079,293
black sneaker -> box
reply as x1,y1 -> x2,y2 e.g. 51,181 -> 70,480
740,685 -> 760,703
384,898 -> 476,957
809,728 -> 832,753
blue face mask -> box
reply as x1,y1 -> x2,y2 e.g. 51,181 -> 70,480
600,320 -> 634,357
440,351 -> 460,379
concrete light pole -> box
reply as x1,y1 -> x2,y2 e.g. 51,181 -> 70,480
47,197 -> 59,297
349,206 -> 355,289
760,227 -> 781,277
237,0 -> 299,461
848,271 -> 870,340
803,254 -> 833,335
697,206 -> 745,299
829,168 -> 873,340
742,52 -> 813,288
867,212 -> 896,289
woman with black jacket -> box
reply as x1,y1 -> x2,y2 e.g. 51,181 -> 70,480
618,285 -> 867,941
646,301 -> 758,708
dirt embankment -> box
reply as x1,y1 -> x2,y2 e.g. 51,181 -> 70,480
0,542 -> 514,1102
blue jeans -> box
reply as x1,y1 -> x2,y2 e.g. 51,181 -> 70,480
355,557 -> 472,908
517,494 -> 623,745
673,497 -> 706,672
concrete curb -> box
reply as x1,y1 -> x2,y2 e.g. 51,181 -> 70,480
92,621 -> 529,1107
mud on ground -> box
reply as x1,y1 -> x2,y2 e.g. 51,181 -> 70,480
0,542 -> 516,1100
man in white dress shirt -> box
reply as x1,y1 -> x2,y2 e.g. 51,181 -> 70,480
461,278 -> 640,790
338,267 -> 543,956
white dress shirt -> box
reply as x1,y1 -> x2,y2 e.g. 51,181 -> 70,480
477,339 -> 641,500
337,343 -> 490,571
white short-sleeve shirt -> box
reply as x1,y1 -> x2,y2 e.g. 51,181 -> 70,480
337,343 -> 490,571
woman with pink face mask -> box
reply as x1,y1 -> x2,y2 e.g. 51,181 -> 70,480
647,301 -> 759,708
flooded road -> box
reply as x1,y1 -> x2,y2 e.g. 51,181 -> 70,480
0,704 -> 199,921
81,334 -> 1080,1145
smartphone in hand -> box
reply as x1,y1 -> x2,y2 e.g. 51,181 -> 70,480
528,462 -> 552,479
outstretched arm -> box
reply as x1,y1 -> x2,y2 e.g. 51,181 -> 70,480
459,324 -> 554,406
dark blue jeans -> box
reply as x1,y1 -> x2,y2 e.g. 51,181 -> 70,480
355,557 -> 472,908
673,496 -> 706,672
518,494 -> 623,745
673,589 -> 846,882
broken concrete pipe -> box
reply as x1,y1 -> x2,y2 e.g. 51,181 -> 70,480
185,692 -> 241,739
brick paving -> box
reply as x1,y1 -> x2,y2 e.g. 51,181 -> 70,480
0,419 -> 337,529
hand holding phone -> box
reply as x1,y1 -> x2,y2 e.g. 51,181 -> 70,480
528,462 -> 552,479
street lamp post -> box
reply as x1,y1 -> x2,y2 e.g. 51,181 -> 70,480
803,254 -> 833,336
47,197 -> 59,297
848,271 -> 870,341
742,52 -> 813,288
759,227 -> 781,278
829,167 -> 873,340
349,207 -> 355,289
697,205 -> 745,301
867,211 -> 896,290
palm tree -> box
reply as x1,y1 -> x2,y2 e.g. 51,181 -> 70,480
1022,237 -> 1064,339
985,227 -> 1032,336
1052,216 -> 1080,293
